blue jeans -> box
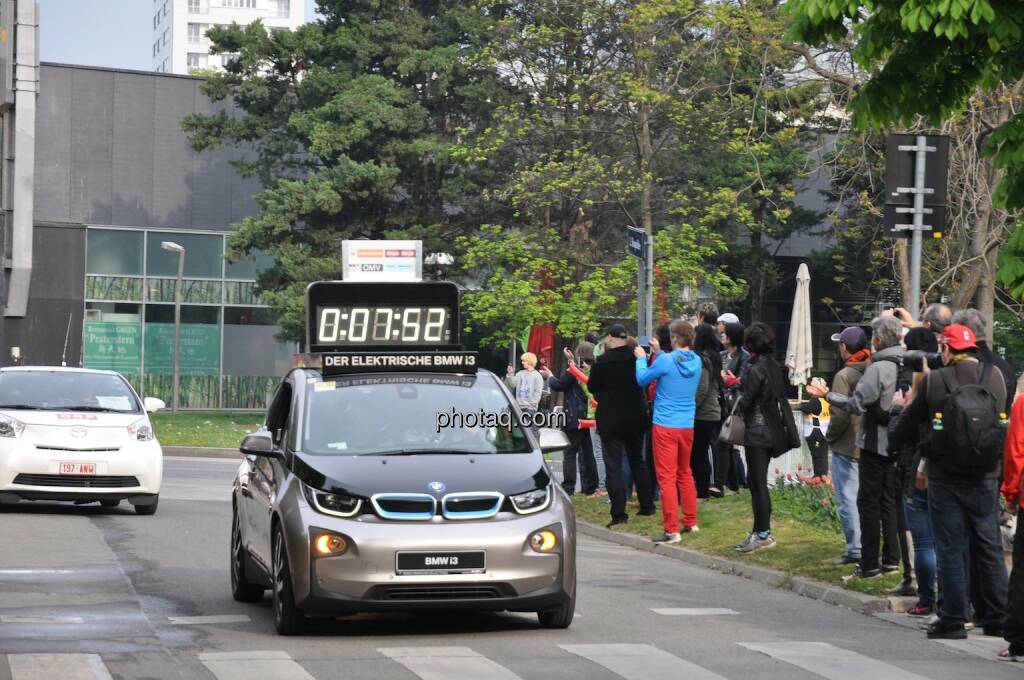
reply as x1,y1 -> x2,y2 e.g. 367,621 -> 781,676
928,477 -> 1008,627
904,489 -> 936,607
831,452 -> 861,559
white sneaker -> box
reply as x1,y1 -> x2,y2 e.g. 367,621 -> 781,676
653,532 -> 682,544
683,525 -> 700,533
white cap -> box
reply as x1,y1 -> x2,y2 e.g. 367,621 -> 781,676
717,313 -> 740,325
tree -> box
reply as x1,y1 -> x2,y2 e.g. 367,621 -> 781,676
786,0 -> 1024,316
183,2 -> 507,341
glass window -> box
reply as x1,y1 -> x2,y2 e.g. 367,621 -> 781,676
275,0 -> 289,17
188,0 -> 204,12
225,249 -> 273,280
188,23 -> 201,43
146,232 -> 224,278
87,229 -> 144,275
187,53 -> 202,68
301,375 -> 531,456
0,371 -> 142,414
82,303 -> 143,388
144,305 -> 220,408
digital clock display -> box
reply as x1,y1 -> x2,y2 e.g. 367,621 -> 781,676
316,306 -> 451,345
306,281 -> 461,353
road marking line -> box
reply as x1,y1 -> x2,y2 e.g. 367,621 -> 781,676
738,641 -> 933,680
1,616 -> 85,624
379,646 -> 524,680
0,569 -> 78,575
559,643 -> 728,680
651,608 -> 738,616
198,650 -> 314,680
8,653 -> 113,680
168,614 -> 251,625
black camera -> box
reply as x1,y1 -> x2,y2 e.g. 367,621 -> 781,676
903,350 -> 943,372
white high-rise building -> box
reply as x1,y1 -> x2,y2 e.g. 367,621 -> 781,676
152,0 -> 305,75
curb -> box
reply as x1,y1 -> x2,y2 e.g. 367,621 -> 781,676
577,521 -> 891,615
163,446 -> 240,460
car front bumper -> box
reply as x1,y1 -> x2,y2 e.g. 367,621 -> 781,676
0,440 -> 163,503
281,485 -> 576,615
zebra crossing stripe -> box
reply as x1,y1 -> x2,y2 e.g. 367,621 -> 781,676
198,650 -> 315,680
559,643 -> 728,680
378,646 -> 525,680
738,641 -> 933,680
8,653 -> 113,680
168,614 -> 251,625
650,608 -> 738,616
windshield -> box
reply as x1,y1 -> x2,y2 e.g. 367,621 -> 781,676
302,373 -> 531,456
0,371 -> 142,414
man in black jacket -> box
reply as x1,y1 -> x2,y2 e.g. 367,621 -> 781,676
588,324 -> 655,526
889,324 -> 1008,641
541,344 -> 598,497
952,309 -> 1015,412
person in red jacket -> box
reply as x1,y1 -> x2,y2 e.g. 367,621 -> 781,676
1001,380 -> 1024,662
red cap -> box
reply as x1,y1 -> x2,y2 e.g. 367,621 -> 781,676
940,324 -> 977,352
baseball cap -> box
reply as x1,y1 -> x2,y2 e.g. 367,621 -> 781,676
717,313 -> 740,325
830,326 -> 868,350
606,323 -> 628,339
940,324 -> 977,352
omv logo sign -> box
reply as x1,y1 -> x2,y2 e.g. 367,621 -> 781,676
427,481 -> 446,494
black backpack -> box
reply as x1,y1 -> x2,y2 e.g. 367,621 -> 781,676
932,363 -> 1005,478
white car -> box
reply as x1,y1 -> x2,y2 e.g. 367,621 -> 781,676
0,367 -> 165,515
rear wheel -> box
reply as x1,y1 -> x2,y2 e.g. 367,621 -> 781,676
134,495 -> 158,515
272,525 -> 307,635
231,506 -> 264,602
100,499 -> 120,508
537,577 -> 576,629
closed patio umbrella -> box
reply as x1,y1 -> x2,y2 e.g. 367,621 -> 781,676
786,263 -> 813,389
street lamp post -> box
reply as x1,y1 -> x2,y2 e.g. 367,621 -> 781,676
161,241 -> 186,413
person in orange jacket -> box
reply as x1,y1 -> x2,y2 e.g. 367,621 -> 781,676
1001,377 -> 1024,662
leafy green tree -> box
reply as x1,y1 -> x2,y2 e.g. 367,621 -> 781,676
786,0 -> 1024,312
183,1 -> 508,341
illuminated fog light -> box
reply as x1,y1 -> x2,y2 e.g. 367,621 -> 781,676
313,533 -> 348,556
529,530 -> 558,553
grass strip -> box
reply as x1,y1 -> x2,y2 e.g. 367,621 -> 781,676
572,492 -> 902,598
151,412 -> 263,449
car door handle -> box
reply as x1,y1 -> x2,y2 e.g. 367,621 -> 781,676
240,486 -> 252,498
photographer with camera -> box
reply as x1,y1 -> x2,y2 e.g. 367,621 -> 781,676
807,316 -> 904,581
885,303 -> 952,334
889,324 -> 1008,640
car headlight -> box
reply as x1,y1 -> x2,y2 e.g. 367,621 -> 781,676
510,486 -> 551,514
127,418 -> 154,442
302,483 -> 362,518
0,413 -> 25,438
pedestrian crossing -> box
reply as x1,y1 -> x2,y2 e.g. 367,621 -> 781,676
1,639 -> 999,679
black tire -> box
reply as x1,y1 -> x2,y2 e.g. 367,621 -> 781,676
272,525 -> 307,635
537,577 -> 576,629
134,495 -> 158,516
231,506 -> 264,603
100,499 -> 120,508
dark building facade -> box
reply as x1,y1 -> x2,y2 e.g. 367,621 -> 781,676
3,63 -> 294,408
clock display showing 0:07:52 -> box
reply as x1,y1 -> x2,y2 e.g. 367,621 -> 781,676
316,306 -> 450,345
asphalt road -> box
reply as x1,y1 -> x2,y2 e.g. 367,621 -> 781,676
0,456 -> 1021,679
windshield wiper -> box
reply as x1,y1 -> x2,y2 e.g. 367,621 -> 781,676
366,449 -> 488,456
56,406 -> 125,413
0,404 -> 42,410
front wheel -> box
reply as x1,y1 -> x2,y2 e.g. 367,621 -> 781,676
272,525 -> 307,635
537,578 -> 576,629
231,506 -> 264,602
134,495 -> 158,516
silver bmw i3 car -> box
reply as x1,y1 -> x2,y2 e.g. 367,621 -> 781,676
229,281 -> 576,634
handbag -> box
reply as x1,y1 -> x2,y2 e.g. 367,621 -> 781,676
719,399 -> 745,446
764,362 -> 801,457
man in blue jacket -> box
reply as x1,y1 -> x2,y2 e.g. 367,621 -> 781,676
635,319 -> 703,543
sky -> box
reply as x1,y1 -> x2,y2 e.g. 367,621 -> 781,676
39,0 -> 320,71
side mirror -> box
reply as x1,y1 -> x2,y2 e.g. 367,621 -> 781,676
240,432 -> 284,460
537,427 -> 571,454
143,397 -> 165,413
